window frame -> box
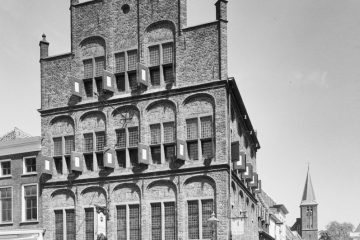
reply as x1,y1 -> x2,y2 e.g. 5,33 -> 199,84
53,207 -> 76,240
186,198 -> 215,240
0,160 -> 11,178
0,186 -> 13,224
149,121 -> 176,165
115,126 -> 139,168
150,200 -> 177,240
22,183 -> 38,222
82,56 -> 106,100
116,203 -> 141,240
113,48 -> 138,93
22,156 -> 37,175
186,115 -> 214,161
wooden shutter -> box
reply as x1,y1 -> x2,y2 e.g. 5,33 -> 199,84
176,139 -> 187,163
37,154 -> 53,176
137,63 -> 149,87
71,77 -> 83,98
243,163 -> 253,181
70,151 -> 83,172
103,149 -> 116,169
102,69 -> 116,93
137,143 -> 150,165
254,180 -> 262,194
249,173 -> 258,188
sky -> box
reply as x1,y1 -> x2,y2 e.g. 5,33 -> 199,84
0,0 -> 360,231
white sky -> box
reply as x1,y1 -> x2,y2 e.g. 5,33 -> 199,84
0,0 -> 359,231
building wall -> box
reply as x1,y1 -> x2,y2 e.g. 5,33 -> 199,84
0,151 -> 41,230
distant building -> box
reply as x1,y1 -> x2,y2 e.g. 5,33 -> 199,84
291,169 -> 318,240
0,128 -> 44,240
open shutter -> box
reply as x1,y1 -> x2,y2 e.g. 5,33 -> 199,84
243,163 -> 253,181
254,180 -> 262,194
137,63 -> 149,87
138,143 -> 150,165
176,139 -> 187,163
102,70 -> 116,93
70,151 -> 83,172
249,173 -> 258,188
231,141 -> 239,162
103,149 -> 116,169
37,154 -> 53,176
71,77 -> 83,98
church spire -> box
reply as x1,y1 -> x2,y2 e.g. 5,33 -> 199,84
301,167 -> 317,205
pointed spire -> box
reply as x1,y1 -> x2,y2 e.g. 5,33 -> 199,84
301,167 -> 317,205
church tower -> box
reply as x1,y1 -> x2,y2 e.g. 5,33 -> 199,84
300,168 -> 318,240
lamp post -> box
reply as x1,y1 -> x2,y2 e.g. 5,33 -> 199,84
208,212 -> 219,240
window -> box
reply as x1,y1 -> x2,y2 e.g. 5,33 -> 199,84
186,116 -> 214,161
117,204 -> 140,240
53,136 -> 75,157
115,127 -> 139,168
64,136 -> 75,155
55,210 -> 64,240
83,133 -> 94,153
96,132 -> 106,151
54,209 -> 76,240
114,50 -> 138,92
83,57 -> 106,98
188,199 -> 214,240
0,187 -> 12,223
85,208 -> 94,240
66,209 -> 76,240
54,137 -> 63,156
0,160 -> 11,177
151,202 -> 176,240
23,157 -> 36,174
23,184 -> 37,221
148,42 -> 174,86
149,122 -> 176,164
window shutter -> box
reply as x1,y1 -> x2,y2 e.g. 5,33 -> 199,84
234,152 -> 247,172
137,63 -> 149,87
231,141 -> 239,162
254,180 -> 262,194
103,149 -> 116,169
102,70 -> 116,93
137,143 -> 150,165
249,173 -> 258,188
71,77 -> 83,98
243,163 -> 253,181
37,154 -> 53,176
176,139 -> 187,163
70,151 -> 83,172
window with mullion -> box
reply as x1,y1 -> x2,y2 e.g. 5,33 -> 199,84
25,157 -> 36,173
24,185 -> 37,221
53,137 -> 63,156
55,210 -> 63,240
115,52 -> 126,73
128,127 -> 139,148
85,208 -> 94,240
84,59 -> 93,79
201,199 -> 214,239
66,209 -> 76,240
116,129 -> 126,149
164,122 -> 175,162
64,136 -> 75,155
84,79 -> 94,98
163,65 -> 174,84
162,43 -> 173,64
129,205 -> 140,240
83,133 -> 94,153
150,124 -> 161,145
128,50 -> 138,71
188,200 -> 199,239
165,202 -> 176,240
95,57 -> 105,77
96,131 -> 106,151
117,206 -> 126,240
150,67 -> 161,86
0,188 -> 12,223
151,203 -> 162,240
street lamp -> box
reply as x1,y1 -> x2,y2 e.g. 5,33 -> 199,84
208,212 -> 219,240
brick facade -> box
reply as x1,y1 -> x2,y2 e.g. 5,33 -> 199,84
38,0 -> 261,239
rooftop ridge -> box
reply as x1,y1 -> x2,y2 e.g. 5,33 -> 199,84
0,127 -> 33,143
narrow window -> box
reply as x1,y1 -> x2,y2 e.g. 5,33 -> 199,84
149,46 -> 160,66
150,68 -> 161,86
188,200 -> 199,239
129,205 -> 140,240
128,72 -> 138,91
85,208 -> 94,240
162,43 -> 173,64
96,78 -> 103,94
83,133 -> 94,153
187,119 -> 198,161
24,157 -> 36,173
163,65 -> 174,84
64,136 -> 75,155
96,132 -> 106,151
116,129 -> 126,149
84,59 -> 93,79
150,124 -> 161,144
128,127 -> 139,148
55,210 -> 64,240
54,158 -> 63,174
117,206 -> 127,240
95,57 -> 105,77
201,117 -> 213,159
0,188 -> 12,223
1,161 -> 11,176
115,52 -> 126,73
117,150 -> 126,168
201,199 -> 214,238
127,50 -> 137,71
151,203 -> 162,240
164,202 -> 176,240
84,79 -> 94,98
53,137 -> 63,156
84,155 -> 94,171
24,185 -> 37,221
164,122 -> 175,162
116,74 -> 126,92
66,209 -> 76,240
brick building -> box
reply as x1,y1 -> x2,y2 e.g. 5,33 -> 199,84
38,0 -> 262,239
0,128 -> 45,240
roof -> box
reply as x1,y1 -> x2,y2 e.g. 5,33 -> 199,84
0,127 -> 32,142
272,204 -> 289,215
355,224 -> 360,233
301,168 -> 317,205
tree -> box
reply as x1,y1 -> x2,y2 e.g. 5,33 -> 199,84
322,221 -> 354,240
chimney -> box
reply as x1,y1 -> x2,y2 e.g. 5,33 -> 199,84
39,34 -> 49,59
215,0 -> 228,22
